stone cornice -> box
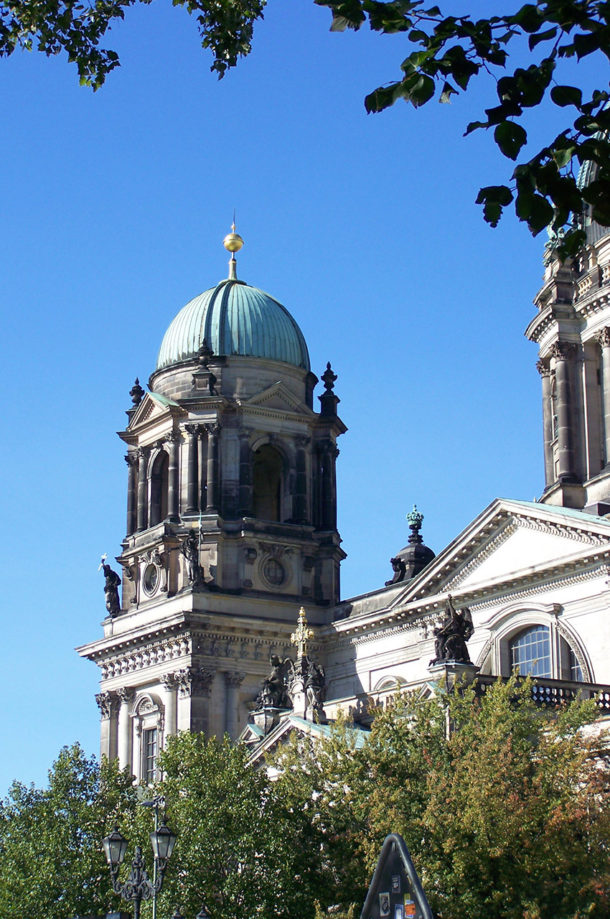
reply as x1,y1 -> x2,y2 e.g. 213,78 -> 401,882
325,551 -> 610,649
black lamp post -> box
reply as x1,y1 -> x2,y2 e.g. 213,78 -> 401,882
102,822 -> 177,919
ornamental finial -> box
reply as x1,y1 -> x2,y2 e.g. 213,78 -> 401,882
223,214 -> 243,280
406,505 -> 424,544
291,606 -> 314,660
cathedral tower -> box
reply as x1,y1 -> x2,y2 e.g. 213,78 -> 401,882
78,231 -> 346,780
527,164 -> 610,513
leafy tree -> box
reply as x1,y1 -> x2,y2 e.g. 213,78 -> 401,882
270,675 -> 610,919
0,743 -> 138,919
150,731 -> 330,919
3,0 -> 610,253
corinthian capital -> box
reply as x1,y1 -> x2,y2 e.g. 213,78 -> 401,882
550,341 -> 577,361
598,327 -> 610,349
536,359 -> 551,378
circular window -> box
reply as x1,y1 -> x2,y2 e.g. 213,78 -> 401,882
143,564 -> 159,596
263,557 -> 285,586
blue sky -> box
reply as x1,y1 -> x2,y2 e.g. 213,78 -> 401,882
0,0 -> 601,793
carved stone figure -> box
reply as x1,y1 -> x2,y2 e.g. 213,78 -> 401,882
305,658 -> 326,715
256,654 -> 292,709
102,562 -> 121,618
429,595 -> 474,665
385,556 -> 407,586
181,531 -> 205,588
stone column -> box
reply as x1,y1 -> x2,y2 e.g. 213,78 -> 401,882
177,666 -> 215,734
166,431 -> 181,520
293,436 -> 309,524
96,691 -> 119,761
117,687 -> 134,771
161,673 -> 178,738
537,360 -> 554,488
136,447 -> 150,532
125,453 -> 138,536
205,424 -> 220,512
551,342 -> 576,482
185,424 -> 199,514
224,671 -> 245,739
598,328 -> 610,466
238,432 -> 253,516
318,440 -> 338,530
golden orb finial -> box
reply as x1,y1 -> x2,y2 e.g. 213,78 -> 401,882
223,220 -> 244,254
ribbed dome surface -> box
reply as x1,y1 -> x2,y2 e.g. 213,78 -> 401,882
157,279 -> 310,371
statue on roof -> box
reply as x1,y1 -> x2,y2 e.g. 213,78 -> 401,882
100,558 -> 121,618
256,655 -> 292,709
429,595 -> 474,666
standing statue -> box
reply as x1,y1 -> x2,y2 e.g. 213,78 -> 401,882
101,561 -> 121,618
429,595 -> 474,665
305,659 -> 326,716
181,531 -> 205,588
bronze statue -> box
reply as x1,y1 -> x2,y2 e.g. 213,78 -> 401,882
429,595 -> 474,665
256,655 -> 291,709
181,531 -> 205,587
102,562 -> 121,618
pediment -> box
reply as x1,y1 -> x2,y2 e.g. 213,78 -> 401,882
242,713 -> 368,766
398,498 -> 610,603
243,382 -> 313,416
128,392 -> 184,430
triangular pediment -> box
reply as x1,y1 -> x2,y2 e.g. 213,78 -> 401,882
397,498 -> 610,604
242,713 -> 368,767
243,382 -> 313,416
127,392 -> 184,430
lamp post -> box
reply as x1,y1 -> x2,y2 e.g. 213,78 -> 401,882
102,822 -> 177,919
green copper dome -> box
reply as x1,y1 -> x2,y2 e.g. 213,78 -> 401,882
156,278 -> 310,372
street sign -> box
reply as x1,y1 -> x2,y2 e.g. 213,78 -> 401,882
360,834 -> 433,919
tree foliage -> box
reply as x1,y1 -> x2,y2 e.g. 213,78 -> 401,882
1,682 -> 608,919
2,0 -> 610,252
0,743 -> 137,919
270,675 -> 610,919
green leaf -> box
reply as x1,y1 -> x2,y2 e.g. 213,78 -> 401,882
494,120 -> 528,160
550,85 -> 583,107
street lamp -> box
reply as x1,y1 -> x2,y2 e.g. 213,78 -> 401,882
102,822 -> 177,919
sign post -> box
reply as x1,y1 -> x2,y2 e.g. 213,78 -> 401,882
360,834 -> 433,919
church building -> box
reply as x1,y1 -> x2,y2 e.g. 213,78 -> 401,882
78,217 -> 610,780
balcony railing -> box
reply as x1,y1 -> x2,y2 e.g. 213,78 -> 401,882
475,674 -> 610,712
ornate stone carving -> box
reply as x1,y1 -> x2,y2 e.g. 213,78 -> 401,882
176,666 -> 216,697
125,452 -> 139,467
536,359 -> 551,377
117,687 -> 134,704
255,655 -> 292,708
550,341 -> 577,361
161,672 -> 178,689
294,435 -> 311,448
598,327 -> 610,348
130,378 -> 144,406
204,423 -> 220,438
96,691 -> 118,719
224,670 -> 246,688
166,429 -> 182,444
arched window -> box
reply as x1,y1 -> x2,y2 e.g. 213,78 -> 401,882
149,451 -> 169,526
252,445 -> 283,521
510,625 -> 551,677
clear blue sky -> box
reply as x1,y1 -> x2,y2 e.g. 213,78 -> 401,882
0,0 -> 601,794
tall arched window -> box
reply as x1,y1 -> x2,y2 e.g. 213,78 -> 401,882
510,625 -> 551,677
252,445 -> 282,521
149,451 -> 169,526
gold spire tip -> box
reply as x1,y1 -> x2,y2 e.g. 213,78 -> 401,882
223,218 -> 244,254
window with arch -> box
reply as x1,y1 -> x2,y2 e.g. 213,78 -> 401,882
510,625 -> 551,677
252,444 -> 283,521
149,451 -> 169,526
507,623 -> 586,681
